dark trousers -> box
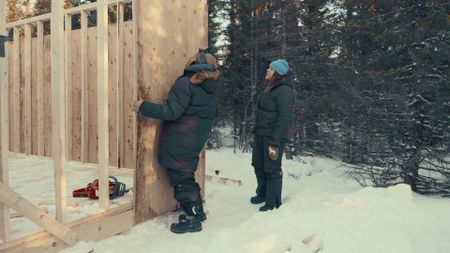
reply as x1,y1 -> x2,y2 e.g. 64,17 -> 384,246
166,167 -> 201,216
251,135 -> 286,208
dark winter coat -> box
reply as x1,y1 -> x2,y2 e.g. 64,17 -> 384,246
139,71 -> 218,172
253,81 -> 294,145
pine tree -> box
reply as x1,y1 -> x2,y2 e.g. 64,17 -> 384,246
341,0 -> 450,195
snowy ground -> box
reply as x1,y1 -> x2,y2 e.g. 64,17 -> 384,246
4,149 -> 450,252
5,153 -> 134,240
60,148 -> 450,253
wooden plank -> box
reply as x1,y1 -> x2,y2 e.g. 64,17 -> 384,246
36,21 -> 44,156
122,21 -> 135,169
71,28 -> 82,162
80,11 -> 89,163
12,27 -> 20,153
87,26 -> 98,164
8,41 -> 13,152
43,35 -> 52,157
0,203 -> 132,253
51,0 -> 67,223
24,24 -> 32,155
109,22 -> 119,167
65,15 -> 73,161
134,0 -> 208,224
64,2 -> 98,15
117,3 -> 124,168
131,1 -> 138,170
19,29 -> 25,153
205,175 -> 243,187
97,0 -> 111,209
0,182 -> 77,245
4,13 -> 51,29
31,35 -> 38,154
0,0 -> 11,241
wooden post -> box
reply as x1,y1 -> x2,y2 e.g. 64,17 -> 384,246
118,3 -> 124,168
132,0 -> 138,168
0,0 -> 11,242
51,0 -> 68,223
24,24 -> 32,154
65,14 -> 73,161
80,11 -> 88,163
97,0 -> 110,209
12,27 -> 20,153
37,21 -> 44,156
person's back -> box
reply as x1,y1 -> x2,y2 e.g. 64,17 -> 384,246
159,75 -> 218,171
132,51 -> 220,233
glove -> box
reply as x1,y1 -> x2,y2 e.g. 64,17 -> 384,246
268,142 -> 279,161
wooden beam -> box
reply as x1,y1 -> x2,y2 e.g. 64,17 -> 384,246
97,0 -> 110,209
132,0 -> 138,169
0,0 -> 11,242
0,182 -> 77,245
0,203 -> 132,253
132,0 -> 140,224
80,11 -> 88,163
36,21 -> 44,156
24,24 -> 32,154
4,14 -> 51,29
64,2 -> 98,15
65,14 -> 73,161
118,3 -> 125,168
12,27 -> 20,153
51,0 -> 67,223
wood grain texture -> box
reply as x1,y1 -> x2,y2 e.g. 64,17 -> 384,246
134,0 -> 208,224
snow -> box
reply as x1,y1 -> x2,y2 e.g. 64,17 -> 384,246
5,153 -> 134,240
5,149 -> 450,253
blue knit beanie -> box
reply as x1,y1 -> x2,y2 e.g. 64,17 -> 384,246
270,59 -> 289,76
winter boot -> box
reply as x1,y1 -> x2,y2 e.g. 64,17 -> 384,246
251,175 -> 266,204
259,204 -> 275,211
178,198 -> 206,221
178,201 -> 207,222
260,176 -> 282,212
170,215 -> 202,234
250,195 -> 265,204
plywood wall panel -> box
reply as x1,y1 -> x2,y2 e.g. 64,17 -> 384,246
134,0 -> 208,223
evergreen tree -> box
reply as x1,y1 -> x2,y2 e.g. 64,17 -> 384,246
340,0 -> 450,195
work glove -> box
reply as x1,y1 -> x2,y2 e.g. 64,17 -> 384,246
268,142 -> 279,161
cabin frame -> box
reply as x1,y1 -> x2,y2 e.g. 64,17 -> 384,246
0,0 -> 208,252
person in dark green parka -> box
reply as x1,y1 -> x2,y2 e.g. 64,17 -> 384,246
251,59 -> 294,211
132,51 -> 220,233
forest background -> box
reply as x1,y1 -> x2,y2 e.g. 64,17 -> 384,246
6,0 -> 450,195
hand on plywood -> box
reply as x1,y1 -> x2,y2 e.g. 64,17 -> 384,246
132,99 -> 143,113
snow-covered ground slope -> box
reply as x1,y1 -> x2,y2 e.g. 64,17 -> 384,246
58,148 -> 450,253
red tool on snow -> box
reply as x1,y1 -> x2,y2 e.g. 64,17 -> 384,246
72,176 -> 128,200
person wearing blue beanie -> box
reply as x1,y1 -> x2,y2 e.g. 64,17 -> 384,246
250,59 -> 294,212
269,59 -> 289,76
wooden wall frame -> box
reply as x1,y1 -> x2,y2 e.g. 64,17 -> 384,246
0,0 -> 208,252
